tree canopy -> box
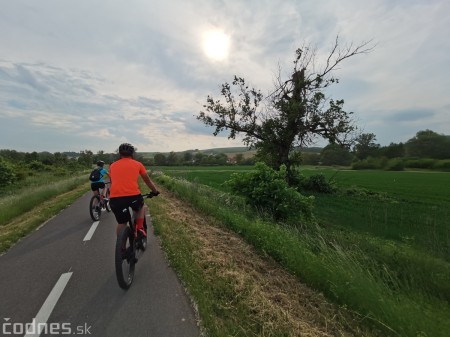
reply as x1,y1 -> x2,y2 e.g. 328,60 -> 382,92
353,133 -> 380,160
405,129 -> 450,159
198,36 -> 373,183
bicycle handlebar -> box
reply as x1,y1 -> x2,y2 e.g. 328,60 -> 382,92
142,191 -> 160,198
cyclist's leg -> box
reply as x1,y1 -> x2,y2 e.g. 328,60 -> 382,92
99,182 -> 106,198
109,196 -> 132,236
91,183 -> 99,196
130,195 -> 146,236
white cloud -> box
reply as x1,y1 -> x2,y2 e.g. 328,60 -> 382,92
0,0 -> 449,152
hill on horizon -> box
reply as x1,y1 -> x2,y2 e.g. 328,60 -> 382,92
139,146 -> 323,158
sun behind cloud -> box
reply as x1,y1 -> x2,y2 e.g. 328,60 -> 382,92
202,30 -> 230,61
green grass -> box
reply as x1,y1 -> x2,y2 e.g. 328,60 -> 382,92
0,172 -> 89,227
154,174 -> 450,337
160,166 -> 450,259
152,166 -> 450,337
301,168 -> 450,203
0,170 -> 90,253
292,169 -> 450,259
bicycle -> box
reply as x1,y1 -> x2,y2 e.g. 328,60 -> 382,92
89,181 -> 111,221
115,192 -> 159,289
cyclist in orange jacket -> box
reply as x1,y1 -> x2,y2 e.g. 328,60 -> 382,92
108,143 -> 159,236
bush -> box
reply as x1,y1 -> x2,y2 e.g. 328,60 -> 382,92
0,157 -> 16,187
300,173 -> 336,193
404,158 -> 437,169
224,162 -> 314,223
385,158 -> 405,171
351,160 -> 378,170
13,168 -> 28,181
28,160 -> 48,171
352,156 -> 389,170
52,167 -> 68,176
433,160 -> 450,171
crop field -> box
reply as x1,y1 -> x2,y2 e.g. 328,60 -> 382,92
155,165 -> 450,336
301,168 -> 450,259
155,165 -> 253,190
160,165 -> 450,259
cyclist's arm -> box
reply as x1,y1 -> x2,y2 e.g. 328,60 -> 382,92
140,172 -> 158,194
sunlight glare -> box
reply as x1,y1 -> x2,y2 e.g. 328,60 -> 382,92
203,30 -> 230,61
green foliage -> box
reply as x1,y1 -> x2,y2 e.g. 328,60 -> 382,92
405,129 -> 450,159
434,159 -> 450,171
0,173 -> 88,228
353,133 -> 380,160
155,174 -> 450,337
198,39 -> 372,182
0,156 -> 16,187
320,143 -> 353,166
380,142 -> 405,158
77,150 -> 94,167
404,158 -> 437,169
385,158 -> 405,171
351,158 -> 379,170
301,152 -> 320,165
300,173 -> 336,193
351,156 -> 391,170
352,156 -> 450,172
224,162 -> 314,223
28,160 -> 49,171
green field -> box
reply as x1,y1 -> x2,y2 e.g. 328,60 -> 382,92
161,166 -> 450,259
156,165 -> 450,336
301,168 -> 450,259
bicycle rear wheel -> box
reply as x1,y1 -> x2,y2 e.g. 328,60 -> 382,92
105,188 -> 111,212
115,226 -> 136,289
89,195 -> 101,221
137,216 -> 148,252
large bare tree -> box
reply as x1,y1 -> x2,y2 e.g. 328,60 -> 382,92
198,36 -> 373,183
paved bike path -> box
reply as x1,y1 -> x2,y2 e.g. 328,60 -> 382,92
0,192 -> 201,337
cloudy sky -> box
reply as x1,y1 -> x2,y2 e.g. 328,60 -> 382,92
1,0 -> 449,153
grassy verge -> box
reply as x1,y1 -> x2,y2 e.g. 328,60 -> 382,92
147,182 -> 384,337
0,175 -> 89,254
153,174 -> 450,337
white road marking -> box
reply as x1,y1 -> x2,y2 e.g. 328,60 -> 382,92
24,272 -> 73,337
83,221 -> 100,241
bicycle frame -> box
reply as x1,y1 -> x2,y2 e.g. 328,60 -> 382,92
97,181 -> 111,198
115,192 -> 158,289
89,182 -> 111,221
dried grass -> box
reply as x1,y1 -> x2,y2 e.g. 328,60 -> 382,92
156,187 -> 381,337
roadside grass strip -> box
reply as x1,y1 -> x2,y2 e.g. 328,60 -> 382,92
154,174 -> 450,337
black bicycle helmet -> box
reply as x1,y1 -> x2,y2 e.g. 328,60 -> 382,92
97,160 -> 105,167
118,143 -> 135,156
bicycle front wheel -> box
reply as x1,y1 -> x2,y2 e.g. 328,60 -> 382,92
89,195 -> 101,221
115,226 -> 136,289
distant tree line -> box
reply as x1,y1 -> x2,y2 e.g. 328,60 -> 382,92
151,150 -> 254,166
2,128 -> 448,188
0,149 -> 120,188
301,129 -> 450,171
0,147 -> 251,188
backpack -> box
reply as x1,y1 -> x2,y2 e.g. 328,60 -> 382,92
89,168 -> 101,182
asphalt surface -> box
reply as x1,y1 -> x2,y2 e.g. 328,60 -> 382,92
0,192 -> 201,337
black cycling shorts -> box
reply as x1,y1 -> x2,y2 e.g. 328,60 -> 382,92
90,182 -> 105,191
109,194 -> 144,224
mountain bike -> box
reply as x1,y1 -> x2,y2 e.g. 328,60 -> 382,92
89,182 -> 111,221
115,192 -> 159,289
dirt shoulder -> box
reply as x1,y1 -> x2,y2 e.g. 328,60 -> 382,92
151,186 -> 381,337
